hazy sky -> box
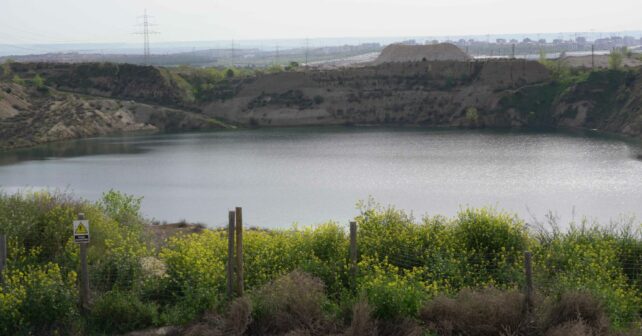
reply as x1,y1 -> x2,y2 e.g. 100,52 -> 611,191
1,0 -> 641,44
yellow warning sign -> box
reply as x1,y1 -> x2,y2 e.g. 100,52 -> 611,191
73,220 -> 90,243
76,223 -> 87,234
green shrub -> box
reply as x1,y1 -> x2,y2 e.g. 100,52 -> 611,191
357,257 -> 428,320
159,231 -> 226,323
450,208 -> 528,288
609,50 -> 624,70
298,223 -> 349,298
0,263 -> 78,335
534,222 -> 642,329
98,189 -> 144,228
11,74 -> 24,86
90,290 -> 158,334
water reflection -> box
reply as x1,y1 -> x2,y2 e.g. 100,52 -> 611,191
0,137 -> 149,166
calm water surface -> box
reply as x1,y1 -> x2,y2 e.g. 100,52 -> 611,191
1,128 -> 641,228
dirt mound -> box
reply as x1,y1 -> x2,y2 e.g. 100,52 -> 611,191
374,43 -> 471,64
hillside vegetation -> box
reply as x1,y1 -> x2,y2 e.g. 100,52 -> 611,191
0,191 -> 640,335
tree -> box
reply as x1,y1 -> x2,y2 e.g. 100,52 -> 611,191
1,59 -> 13,78
32,74 -> 45,88
225,68 -> 235,78
621,46 -> 632,58
608,49 -> 623,70
12,74 -> 25,86
285,61 -> 299,71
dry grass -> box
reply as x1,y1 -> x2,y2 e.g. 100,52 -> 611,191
419,288 -> 527,336
182,311 -> 225,336
544,320 -> 597,336
543,291 -> 610,336
222,297 -> 253,336
376,318 -> 424,336
344,300 -> 377,336
183,297 -> 251,336
248,270 -> 336,336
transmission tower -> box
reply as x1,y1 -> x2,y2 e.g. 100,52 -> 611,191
135,9 -> 159,65
305,38 -> 309,67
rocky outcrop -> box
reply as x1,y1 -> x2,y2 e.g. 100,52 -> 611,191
203,59 -> 551,128
0,82 -> 228,149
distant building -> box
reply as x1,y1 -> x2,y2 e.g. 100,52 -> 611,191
401,39 -> 417,45
509,39 -> 519,44
496,38 -> 507,44
538,39 -> 547,44
575,36 -> 587,44
623,36 -> 636,45
522,38 -> 532,43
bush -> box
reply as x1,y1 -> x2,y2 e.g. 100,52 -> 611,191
544,291 -> 609,335
98,189 -> 144,227
420,288 -> 526,336
345,300 -> 377,336
249,270 -> 334,335
544,320 -> 597,336
357,257 -> 428,320
0,263 -> 78,335
159,231 -> 226,323
609,50 -> 624,70
11,74 -> 25,86
90,290 -> 158,334
533,222 -> 641,328
450,208 -> 528,288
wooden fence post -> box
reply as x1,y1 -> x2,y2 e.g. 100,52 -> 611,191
226,210 -> 236,299
524,251 -> 534,313
0,234 -> 6,284
349,221 -> 358,285
78,213 -> 90,311
235,207 -> 244,297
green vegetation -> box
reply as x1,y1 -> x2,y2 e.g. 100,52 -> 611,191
1,59 -> 13,78
609,49 -> 624,70
11,74 -> 25,86
504,57 -> 638,128
168,62 -> 304,103
465,107 -> 479,124
0,191 -> 640,335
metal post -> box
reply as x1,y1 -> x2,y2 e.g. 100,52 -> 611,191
0,234 -> 6,284
226,210 -> 236,299
349,221 -> 358,283
78,213 -> 90,311
524,251 -> 534,313
235,207 -> 244,297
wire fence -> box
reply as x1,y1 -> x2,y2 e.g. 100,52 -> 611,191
1,223 -> 641,328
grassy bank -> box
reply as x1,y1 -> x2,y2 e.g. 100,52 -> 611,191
0,191 -> 640,335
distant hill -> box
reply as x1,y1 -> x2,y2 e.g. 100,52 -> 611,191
374,43 -> 471,64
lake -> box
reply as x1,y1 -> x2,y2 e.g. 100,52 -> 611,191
1,127 -> 641,228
